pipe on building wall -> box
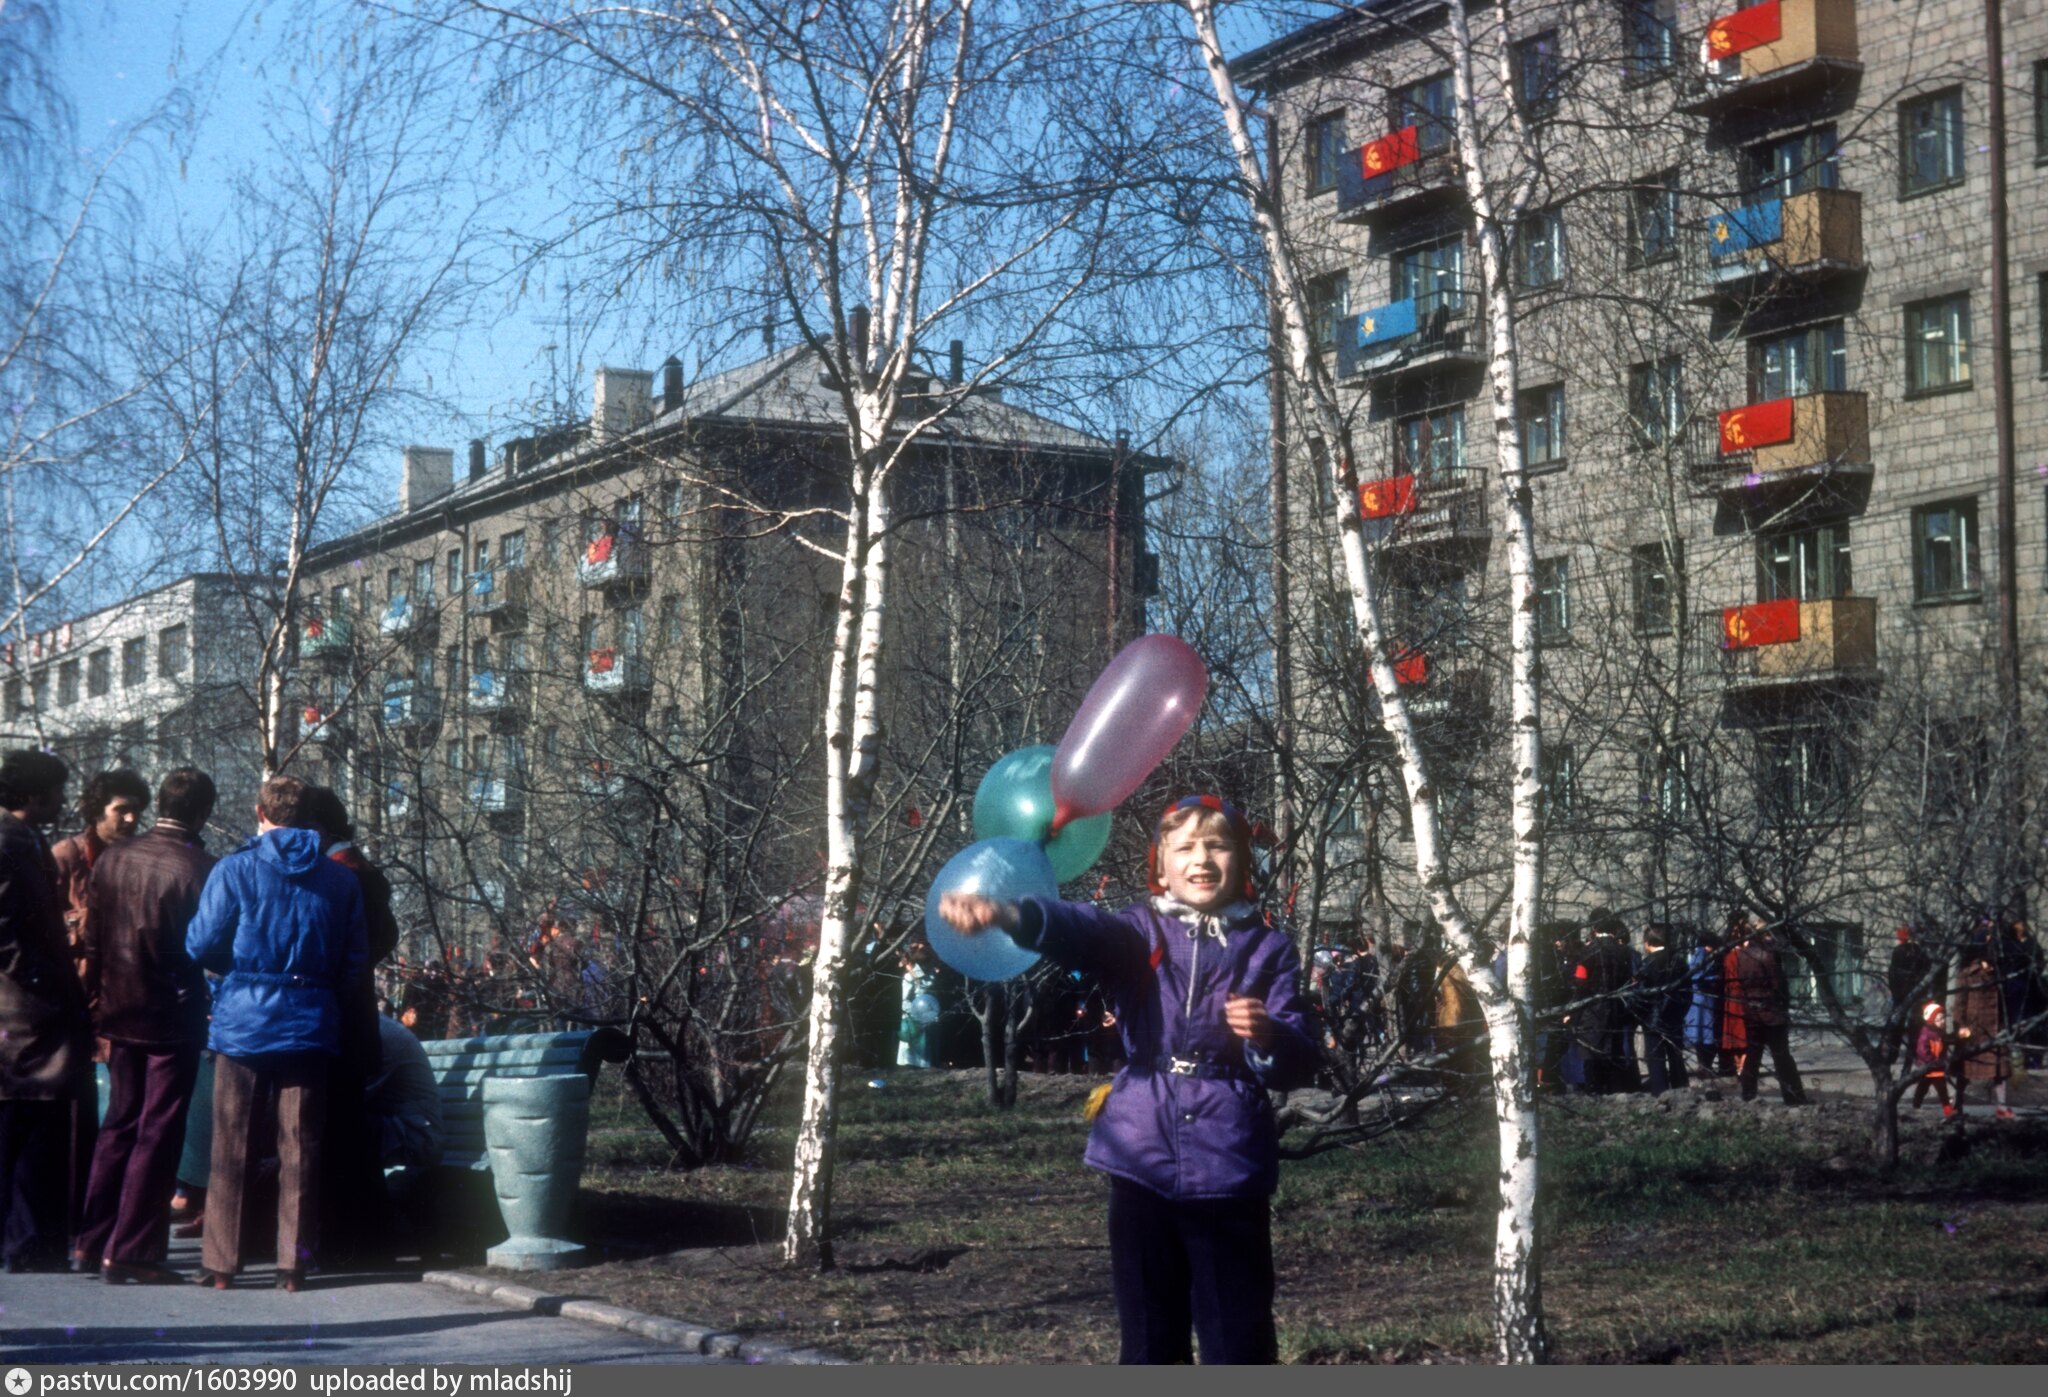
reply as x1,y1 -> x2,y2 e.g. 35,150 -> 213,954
1985,0 -> 2020,715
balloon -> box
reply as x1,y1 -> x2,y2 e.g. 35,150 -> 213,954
1050,635 -> 1208,829
907,992 -> 941,1025
972,745 -> 1113,883
922,837 -> 1054,982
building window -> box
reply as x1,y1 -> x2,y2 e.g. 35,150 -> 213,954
1540,744 -> 1575,823
1630,172 -> 1678,265
1632,542 -> 1679,635
1621,0 -> 1676,81
1307,271 -> 1348,352
1392,236 -> 1465,314
1759,520 -> 1852,601
1515,209 -> 1565,291
1514,31 -> 1561,117
2037,59 -> 2048,159
1536,556 -> 1570,644
1393,72 -> 1454,155
1306,109 -> 1348,193
660,595 -> 685,646
1639,744 -> 1691,819
472,539 -> 491,573
1904,294 -> 1972,396
1520,384 -> 1565,471
444,644 -> 460,697
445,549 -> 461,595
1745,125 -> 1839,201
158,624 -> 189,678
57,658 -> 79,707
3,678 -> 21,719
1307,436 -> 1336,514
501,529 -> 526,569
2040,273 -> 2048,375
1751,321 -> 1847,400
1901,89 -> 1965,195
86,650 -> 110,698
1914,499 -> 1979,600
659,481 -> 684,527
1326,772 -> 1360,838
1757,726 -> 1849,824
1630,357 -> 1685,446
121,637 -> 146,688
413,558 -> 435,602
542,519 -> 561,567
1394,406 -> 1465,482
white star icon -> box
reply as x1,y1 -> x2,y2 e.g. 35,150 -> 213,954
7,1368 -> 33,1395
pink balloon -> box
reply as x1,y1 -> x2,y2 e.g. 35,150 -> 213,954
1050,635 -> 1208,830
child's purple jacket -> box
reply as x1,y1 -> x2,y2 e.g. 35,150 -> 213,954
1017,897 -> 1318,1199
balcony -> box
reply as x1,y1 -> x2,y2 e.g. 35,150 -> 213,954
1333,131 -> 1460,225
381,678 -> 441,730
299,613 -> 354,663
1380,653 -> 1492,725
577,525 -> 649,589
466,668 -> 526,717
1719,596 -> 1876,686
1693,189 -> 1863,305
1359,468 -> 1490,550
1682,0 -> 1861,117
1696,392 -> 1870,491
468,774 -> 522,815
583,648 -> 651,695
1336,291 -> 1481,385
466,566 -> 528,618
378,594 -> 434,644
300,705 -> 343,747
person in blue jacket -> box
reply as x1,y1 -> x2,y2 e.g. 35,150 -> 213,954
185,775 -> 366,1291
939,794 -> 1317,1364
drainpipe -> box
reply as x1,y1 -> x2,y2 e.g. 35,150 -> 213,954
1986,0 -> 2019,715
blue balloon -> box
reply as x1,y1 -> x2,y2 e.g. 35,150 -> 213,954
908,992 -> 941,1025
923,838 -> 1054,982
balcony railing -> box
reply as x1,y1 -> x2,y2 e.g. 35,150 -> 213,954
468,774 -> 522,815
1719,596 -> 1876,684
1684,0 -> 1860,115
1334,136 -> 1459,223
1696,188 -> 1863,299
577,525 -> 649,589
1360,467 -> 1490,549
466,566 -> 528,617
1336,289 -> 1478,382
1699,391 -> 1870,484
299,614 -> 354,661
466,668 -> 526,716
583,648 -> 651,695
378,594 -> 434,643
381,678 -> 441,730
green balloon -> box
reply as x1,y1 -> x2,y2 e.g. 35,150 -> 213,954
973,745 -> 1112,884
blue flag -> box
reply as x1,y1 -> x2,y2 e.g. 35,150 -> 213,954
1710,199 -> 1782,261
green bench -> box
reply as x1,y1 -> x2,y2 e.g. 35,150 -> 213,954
421,1028 -> 631,1171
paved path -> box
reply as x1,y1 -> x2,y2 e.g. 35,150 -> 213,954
0,1240 -> 733,1365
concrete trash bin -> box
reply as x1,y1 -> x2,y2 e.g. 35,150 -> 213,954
482,1074 -> 591,1270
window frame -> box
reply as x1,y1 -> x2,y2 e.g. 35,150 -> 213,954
1393,405 -> 1467,483
1629,357 -> 1686,448
1744,126 -> 1840,203
1620,0 -> 1677,84
1912,498 -> 1980,603
1513,30 -> 1562,118
1514,207 -> 1567,292
1520,383 -> 1566,472
86,649 -> 110,698
1903,293 -> 1973,397
1307,270 -> 1349,352
1535,556 -> 1571,645
1306,109 -> 1349,194
157,624 -> 189,679
1629,171 -> 1679,266
1631,541 -> 1680,636
1540,743 -> 1576,825
120,637 -> 146,689
1899,88 -> 1966,198
1392,72 -> 1455,156
1757,519 -> 1853,602
1749,320 -> 1848,400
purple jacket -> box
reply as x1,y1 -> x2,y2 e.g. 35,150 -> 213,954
1017,897 -> 1317,1199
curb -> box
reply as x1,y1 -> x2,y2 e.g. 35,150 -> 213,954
421,1270 -> 847,1365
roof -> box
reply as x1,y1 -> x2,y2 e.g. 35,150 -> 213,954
1229,2 -> 1427,91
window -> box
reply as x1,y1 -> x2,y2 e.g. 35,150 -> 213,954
580,616 -> 600,656
473,539 -> 491,572
1520,384 -> 1565,471
659,481 -> 684,527
660,595 -> 684,646
57,658 -> 79,706
330,583 -> 353,617
1639,744 -> 1691,819
1914,499 -> 1979,600
1514,31 -> 1561,117
1757,726 -> 1848,824
1515,209 -> 1565,290
1622,0 -> 1676,81
1759,520 -> 1852,601
1536,557 -> 1571,644
619,605 -> 645,655
1392,237 -> 1465,313
1632,542 -> 1679,635
541,724 -> 560,760
1307,436 -> 1335,514
445,549 -> 461,595
1306,110 -> 1348,193
620,494 -> 643,526
2041,274 -> 2048,375
1901,89 -> 1965,195
1630,358 -> 1685,446
417,653 -> 435,691
1394,406 -> 1466,481
2038,60 -> 2048,159
1630,172 -> 1679,264
1326,773 -> 1360,838
158,624 -> 188,678
413,558 -> 435,602
86,650 -> 110,698
384,567 -> 402,602
542,519 -> 561,567
1744,126 -> 1839,201
1308,271 -> 1349,352
501,530 -> 525,569
1393,73 -> 1454,155
1540,744 -> 1575,823
1904,294 -> 1972,395
1751,321 -> 1846,400
3,678 -> 21,719
443,643 -> 460,696
120,637 -> 146,688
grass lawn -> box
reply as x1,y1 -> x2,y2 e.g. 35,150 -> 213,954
487,1070 -> 2048,1363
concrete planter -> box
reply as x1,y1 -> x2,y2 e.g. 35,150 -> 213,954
481,1075 -> 591,1270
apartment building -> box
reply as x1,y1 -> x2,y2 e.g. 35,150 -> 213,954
1238,0 -> 2048,980
292,344 -> 1164,956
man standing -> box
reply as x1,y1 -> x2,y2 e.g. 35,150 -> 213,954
1887,925 -> 1937,1023
48,767 -> 149,1265
186,776 -> 366,1290
1634,925 -> 1690,1095
0,749 -> 88,1272
1572,909 -> 1635,1095
77,769 -> 217,1283
1731,920 -> 1807,1104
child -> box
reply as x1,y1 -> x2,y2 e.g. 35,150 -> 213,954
938,794 -> 1316,1365
1911,1002 -> 1952,1116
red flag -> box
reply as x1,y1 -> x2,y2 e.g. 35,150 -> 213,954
1360,125 -> 1421,178
585,534 -> 614,565
1359,474 -> 1418,520
304,617 -> 324,639
589,647 -> 617,674
1706,0 -> 1781,58
1722,599 -> 1801,650
303,706 -> 322,725
1719,397 -> 1795,454
1393,652 -> 1428,685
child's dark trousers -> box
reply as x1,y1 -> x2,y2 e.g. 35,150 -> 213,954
1107,1176 -> 1276,1364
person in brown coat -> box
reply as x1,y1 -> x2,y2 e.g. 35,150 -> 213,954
0,749 -> 88,1273
1730,921 -> 1807,1105
1953,936 -> 2015,1121
76,769 -> 217,1283
47,766 -> 149,1265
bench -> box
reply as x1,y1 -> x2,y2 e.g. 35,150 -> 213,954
421,1028 -> 632,1171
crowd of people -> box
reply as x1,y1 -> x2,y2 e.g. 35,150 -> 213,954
0,750 -> 442,1284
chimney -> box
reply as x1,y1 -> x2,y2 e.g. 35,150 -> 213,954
661,355 -> 683,411
948,339 -> 965,386
400,446 -> 455,512
468,439 -> 487,481
591,366 -> 653,443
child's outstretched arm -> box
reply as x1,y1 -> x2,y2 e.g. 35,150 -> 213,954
937,892 -> 1021,936
938,891 -> 1147,983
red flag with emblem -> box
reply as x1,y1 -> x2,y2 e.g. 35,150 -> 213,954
1722,599 -> 1801,649
1359,474 -> 1418,520
1706,0 -> 1781,58
1392,652 -> 1428,685
1360,125 -> 1420,178
1719,397 -> 1795,454
589,647 -> 617,674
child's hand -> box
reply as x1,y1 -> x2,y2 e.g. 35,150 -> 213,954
1226,993 -> 1274,1048
937,893 -> 1019,935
